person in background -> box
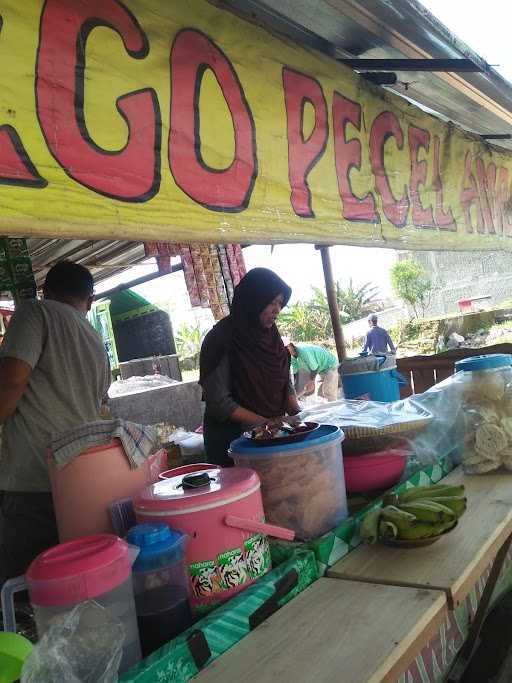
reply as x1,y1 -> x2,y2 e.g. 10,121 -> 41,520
0,261 -> 111,582
284,340 -> 339,403
363,313 -> 396,355
200,268 -> 300,467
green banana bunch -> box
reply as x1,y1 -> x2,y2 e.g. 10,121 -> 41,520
398,484 -> 465,503
426,496 -> 467,518
379,520 -> 398,540
359,483 -> 467,545
395,518 -> 456,540
360,508 -> 380,544
382,493 -> 399,507
380,503 -> 458,541
398,500 -> 456,524
380,505 -> 418,533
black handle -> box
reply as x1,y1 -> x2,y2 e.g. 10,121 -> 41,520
249,569 -> 299,630
182,472 -> 212,490
187,629 -> 212,669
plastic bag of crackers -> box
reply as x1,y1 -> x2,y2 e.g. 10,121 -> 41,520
455,354 -> 512,474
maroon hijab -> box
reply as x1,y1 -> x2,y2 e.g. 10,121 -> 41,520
200,268 -> 292,417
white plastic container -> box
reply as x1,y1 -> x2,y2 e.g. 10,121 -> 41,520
455,354 -> 512,474
229,425 -> 347,541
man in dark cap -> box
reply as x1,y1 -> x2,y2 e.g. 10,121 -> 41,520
0,261 -> 110,580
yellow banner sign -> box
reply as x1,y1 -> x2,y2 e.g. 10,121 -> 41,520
1,0 -> 512,250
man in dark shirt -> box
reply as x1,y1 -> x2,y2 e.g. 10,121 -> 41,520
363,314 -> 396,355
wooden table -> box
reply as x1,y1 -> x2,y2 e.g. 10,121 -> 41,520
193,578 -> 447,683
328,468 -> 512,608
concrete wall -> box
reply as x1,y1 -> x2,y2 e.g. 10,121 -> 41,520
405,250 -> 512,317
109,380 -> 203,431
119,355 -> 182,382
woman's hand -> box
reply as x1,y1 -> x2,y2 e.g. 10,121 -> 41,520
286,391 -> 301,417
230,406 -> 266,428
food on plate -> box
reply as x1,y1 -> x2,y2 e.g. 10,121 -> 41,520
361,483 -> 466,545
252,424 -> 282,440
251,421 -> 312,441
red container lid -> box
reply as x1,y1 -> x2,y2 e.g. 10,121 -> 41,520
134,463 -> 260,516
27,534 -> 131,607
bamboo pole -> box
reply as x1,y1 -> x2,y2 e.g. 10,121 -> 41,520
317,245 -> 346,361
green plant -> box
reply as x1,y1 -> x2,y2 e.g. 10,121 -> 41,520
391,258 -> 432,319
279,302 -> 329,342
175,323 -> 206,370
279,278 -> 379,342
309,279 -> 379,323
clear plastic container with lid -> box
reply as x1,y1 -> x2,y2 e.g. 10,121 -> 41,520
126,523 -> 193,657
455,353 -> 512,474
1,534 -> 141,674
229,425 -> 347,541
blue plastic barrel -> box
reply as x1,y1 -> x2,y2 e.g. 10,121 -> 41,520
342,366 -> 406,402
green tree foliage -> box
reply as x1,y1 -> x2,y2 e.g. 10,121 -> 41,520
390,258 -> 432,318
279,279 -> 379,341
310,279 -> 379,323
279,303 -> 329,342
175,323 -> 206,370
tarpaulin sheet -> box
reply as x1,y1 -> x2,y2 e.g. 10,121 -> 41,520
1,1 -> 512,249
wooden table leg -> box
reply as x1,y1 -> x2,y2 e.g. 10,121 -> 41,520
447,532 -> 512,682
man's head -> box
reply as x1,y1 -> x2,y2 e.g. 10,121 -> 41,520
368,313 -> 378,327
43,261 -> 94,312
282,337 -> 297,357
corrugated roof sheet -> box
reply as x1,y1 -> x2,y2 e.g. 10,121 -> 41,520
28,238 -> 147,288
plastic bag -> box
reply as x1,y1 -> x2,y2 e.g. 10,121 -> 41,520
21,601 -> 124,683
300,376 -> 466,480
450,363 -> 512,474
403,376 -> 466,477
164,428 -> 205,463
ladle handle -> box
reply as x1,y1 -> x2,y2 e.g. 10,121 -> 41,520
224,515 -> 295,541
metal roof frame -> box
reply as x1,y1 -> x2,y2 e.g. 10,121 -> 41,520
218,0 -> 512,146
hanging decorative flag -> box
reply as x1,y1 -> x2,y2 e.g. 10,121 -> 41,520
144,241 -> 179,275
143,241 -> 246,319
177,244 -> 201,307
0,237 -> 37,303
217,245 -> 235,306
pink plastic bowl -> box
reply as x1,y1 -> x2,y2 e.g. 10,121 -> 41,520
343,446 -> 408,493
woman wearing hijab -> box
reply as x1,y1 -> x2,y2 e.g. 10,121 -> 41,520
200,268 -> 300,466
